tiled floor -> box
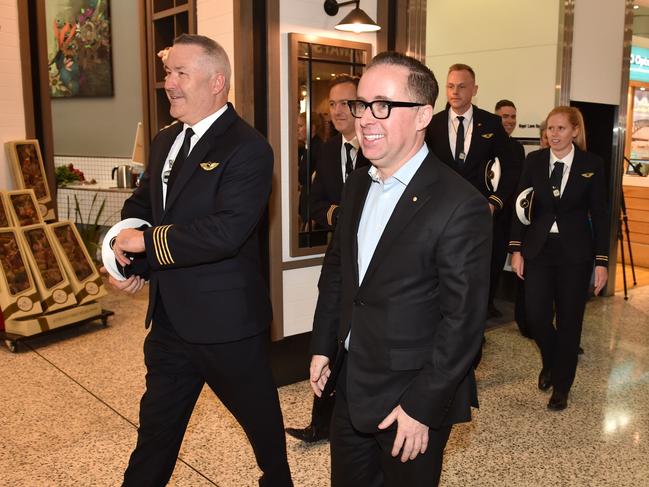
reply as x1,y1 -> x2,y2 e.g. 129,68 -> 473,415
1,278 -> 649,486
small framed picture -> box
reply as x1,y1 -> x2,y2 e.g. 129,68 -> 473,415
19,224 -> 76,312
0,228 -> 42,320
48,221 -> 106,304
5,190 -> 44,227
5,140 -> 55,220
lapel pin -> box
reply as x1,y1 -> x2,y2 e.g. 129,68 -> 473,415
581,172 -> 594,178
412,196 -> 418,202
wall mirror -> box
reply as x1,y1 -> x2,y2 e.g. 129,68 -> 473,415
288,34 -> 372,257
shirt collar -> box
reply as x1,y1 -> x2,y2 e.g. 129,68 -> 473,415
183,103 -> 229,139
342,134 -> 359,150
367,143 -> 429,185
449,105 -> 473,122
550,143 -> 575,169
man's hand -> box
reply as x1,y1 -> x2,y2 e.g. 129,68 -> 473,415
593,266 -> 608,296
309,355 -> 331,397
511,251 -> 524,280
113,228 -> 145,267
488,203 -> 496,215
378,405 -> 429,462
100,267 -> 146,294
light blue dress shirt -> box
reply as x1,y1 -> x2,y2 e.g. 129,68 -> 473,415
345,143 -> 429,350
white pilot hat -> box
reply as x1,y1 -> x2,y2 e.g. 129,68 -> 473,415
101,218 -> 151,281
485,157 -> 501,192
515,187 -> 534,225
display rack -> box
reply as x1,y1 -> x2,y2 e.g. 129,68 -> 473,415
1,308 -> 114,353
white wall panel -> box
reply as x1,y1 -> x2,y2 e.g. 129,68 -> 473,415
570,0 -> 625,105
426,0 -> 560,137
0,1 -> 25,190
282,265 -> 322,336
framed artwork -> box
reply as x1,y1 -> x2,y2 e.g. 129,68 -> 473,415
6,190 -> 44,227
48,221 -> 106,304
20,224 -> 77,313
5,190 -> 44,227
5,141 -> 55,220
0,229 -> 42,320
46,0 -> 114,98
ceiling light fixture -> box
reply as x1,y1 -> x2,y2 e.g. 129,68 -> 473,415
324,0 -> 381,34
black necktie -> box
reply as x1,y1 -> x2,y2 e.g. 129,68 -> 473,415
550,161 -> 564,199
344,142 -> 354,180
168,128 -> 194,190
455,116 -> 465,163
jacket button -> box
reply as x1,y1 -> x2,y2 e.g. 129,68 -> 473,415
354,299 -> 365,306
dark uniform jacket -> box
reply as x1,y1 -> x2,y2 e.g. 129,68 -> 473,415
122,103 -> 273,344
309,134 -> 370,229
508,146 -> 609,267
310,152 -> 492,432
426,105 -> 517,211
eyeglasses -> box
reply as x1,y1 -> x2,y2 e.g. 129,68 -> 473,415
347,100 -> 425,119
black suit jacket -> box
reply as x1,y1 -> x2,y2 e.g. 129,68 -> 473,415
311,151 -> 492,432
426,105 -> 517,211
508,147 -> 609,267
122,103 -> 273,343
309,134 -> 370,229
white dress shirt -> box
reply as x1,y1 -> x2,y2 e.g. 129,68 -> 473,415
447,106 -> 474,161
548,143 -> 575,233
161,103 -> 229,208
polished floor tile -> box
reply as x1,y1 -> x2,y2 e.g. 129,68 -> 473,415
1,279 -> 648,486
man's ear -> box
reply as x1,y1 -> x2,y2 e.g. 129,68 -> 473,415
473,84 -> 479,97
416,104 -> 434,131
211,73 -> 226,95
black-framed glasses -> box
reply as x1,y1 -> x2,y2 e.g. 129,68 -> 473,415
347,100 -> 425,119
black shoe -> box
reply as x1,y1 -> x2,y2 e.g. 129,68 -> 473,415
547,390 -> 568,411
578,346 -> 584,355
538,368 -> 552,391
487,305 -> 503,319
285,425 -> 329,443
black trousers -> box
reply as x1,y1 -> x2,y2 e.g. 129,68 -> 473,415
488,207 -> 512,307
330,359 -> 452,487
123,303 -> 292,487
310,392 -> 335,429
524,236 -> 592,393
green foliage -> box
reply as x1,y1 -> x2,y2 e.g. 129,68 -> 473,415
66,193 -> 117,262
56,164 -> 85,187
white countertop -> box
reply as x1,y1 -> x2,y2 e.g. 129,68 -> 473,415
58,182 -> 135,193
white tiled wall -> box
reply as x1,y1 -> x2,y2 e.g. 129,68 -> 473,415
54,155 -> 136,185
55,156 -> 136,227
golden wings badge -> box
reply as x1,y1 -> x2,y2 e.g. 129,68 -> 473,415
481,133 -> 494,139
581,172 -> 594,178
200,162 -> 220,171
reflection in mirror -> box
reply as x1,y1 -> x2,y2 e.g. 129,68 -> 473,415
289,34 -> 372,257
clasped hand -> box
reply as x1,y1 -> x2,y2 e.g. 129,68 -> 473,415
100,228 -> 146,294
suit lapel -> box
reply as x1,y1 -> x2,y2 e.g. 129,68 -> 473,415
151,123 -> 183,222
348,172 -> 372,288
440,109 -> 455,163
560,149 -> 584,204
358,155 -> 437,290
163,104 -> 238,216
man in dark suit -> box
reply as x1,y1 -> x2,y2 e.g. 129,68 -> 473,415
493,99 -> 526,329
427,65 -> 516,320
286,75 -> 370,444
109,34 -> 292,486
310,52 -> 491,487
309,75 -> 370,230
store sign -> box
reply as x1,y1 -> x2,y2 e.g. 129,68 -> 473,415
630,46 -> 649,83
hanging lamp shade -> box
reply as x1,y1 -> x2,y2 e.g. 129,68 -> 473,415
335,7 -> 381,33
